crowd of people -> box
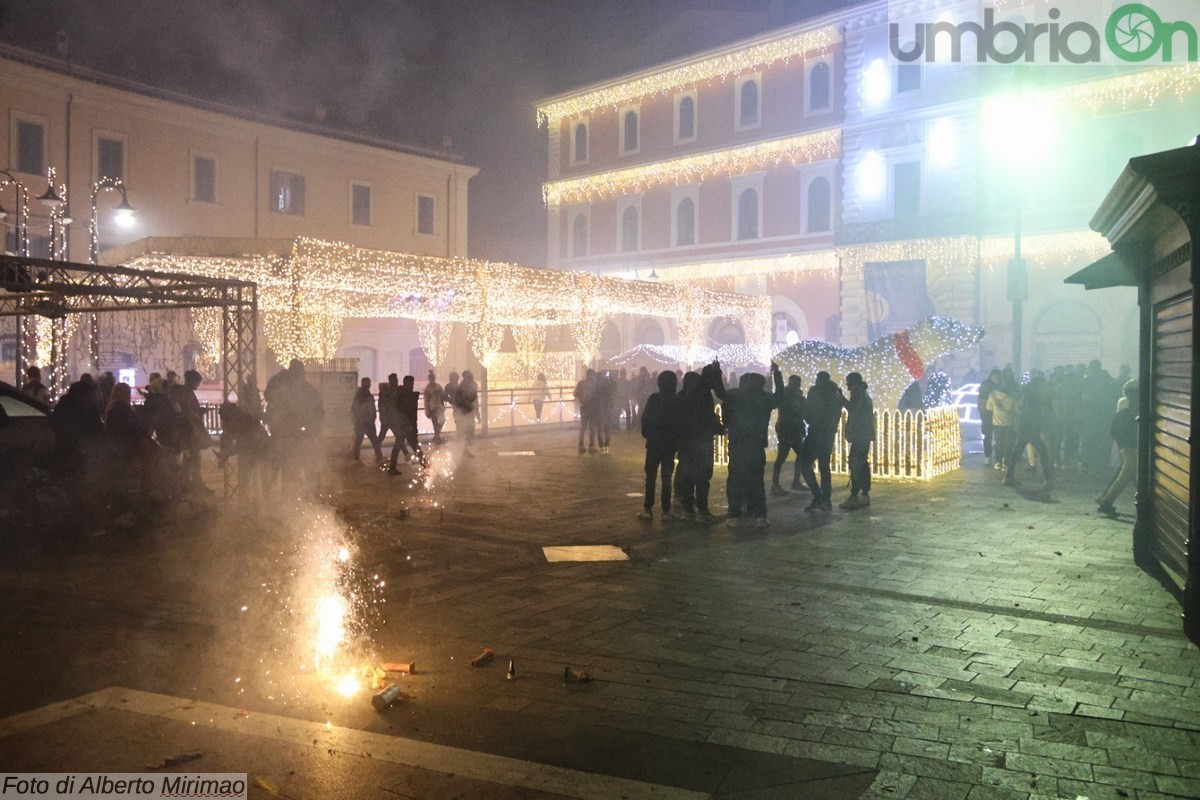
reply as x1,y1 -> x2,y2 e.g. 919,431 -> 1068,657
21,364 -> 213,512
348,368 -> 480,473
16,353 -> 1140,524
633,360 -> 875,528
977,359 -> 1138,513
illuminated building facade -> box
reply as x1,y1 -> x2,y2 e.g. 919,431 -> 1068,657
0,44 -> 478,385
539,0 -> 1200,382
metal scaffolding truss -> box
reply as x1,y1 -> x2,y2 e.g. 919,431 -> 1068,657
0,254 -> 257,399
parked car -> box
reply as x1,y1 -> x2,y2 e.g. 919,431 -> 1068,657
0,380 -> 54,465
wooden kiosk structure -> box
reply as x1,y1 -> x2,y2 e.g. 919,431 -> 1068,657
1068,144 -> 1200,645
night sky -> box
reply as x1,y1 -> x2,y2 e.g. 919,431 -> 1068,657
0,0 -> 854,266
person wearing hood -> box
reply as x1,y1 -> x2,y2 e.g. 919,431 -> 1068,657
713,361 -> 784,528
675,365 -> 723,520
840,372 -> 875,509
799,371 -> 843,512
637,369 -> 682,521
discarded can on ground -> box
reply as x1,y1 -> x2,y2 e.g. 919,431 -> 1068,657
371,683 -> 404,710
506,660 -> 516,680
564,666 -> 593,683
399,507 -> 410,519
471,647 -> 495,667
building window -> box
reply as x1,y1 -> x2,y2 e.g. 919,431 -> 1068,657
620,107 -> 639,154
736,188 -> 759,240
620,205 -> 639,252
191,154 -> 217,203
270,170 -> 305,215
736,75 -> 760,130
807,177 -> 831,232
96,135 -> 125,181
417,194 -> 435,235
897,63 -> 922,93
893,161 -> 921,219
675,93 -> 696,143
571,212 -> 588,257
571,121 -> 588,164
14,118 -> 44,176
808,62 -> 831,111
675,196 -> 696,246
351,183 -> 371,226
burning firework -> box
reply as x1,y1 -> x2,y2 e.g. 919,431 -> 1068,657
237,504 -> 385,704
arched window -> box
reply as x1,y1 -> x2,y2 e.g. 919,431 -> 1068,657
571,213 -> 588,257
736,188 -> 759,240
677,96 -> 695,141
739,80 -> 759,127
807,177 -> 831,232
675,197 -> 695,246
809,62 -> 830,111
573,122 -> 588,162
621,206 -> 639,252
622,109 -> 639,152
709,318 -> 746,346
636,319 -> 665,346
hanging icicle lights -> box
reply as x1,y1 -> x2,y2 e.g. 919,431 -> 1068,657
536,26 -> 839,128
544,129 -> 841,206
121,237 -> 771,363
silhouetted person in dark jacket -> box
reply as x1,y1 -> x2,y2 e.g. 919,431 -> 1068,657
638,370 -> 682,521
800,371 -> 843,512
714,362 -> 783,528
771,373 -> 806,495
840,372 -> 875,509
675,365 -> 722,520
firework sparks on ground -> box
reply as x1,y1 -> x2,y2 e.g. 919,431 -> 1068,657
236,504 -> 385,705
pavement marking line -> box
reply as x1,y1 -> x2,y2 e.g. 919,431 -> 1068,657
0,687 -> 708,800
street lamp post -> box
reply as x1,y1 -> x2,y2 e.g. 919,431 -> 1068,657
0,169 -> 30,385
88,177 -> 136,371
983,94 -> 1053,377
90,176 -> 136,265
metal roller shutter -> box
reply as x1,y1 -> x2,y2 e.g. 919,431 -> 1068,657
1151,293 -> 1192,588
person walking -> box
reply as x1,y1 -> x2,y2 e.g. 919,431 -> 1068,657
1004,373 -> 1053,491
799,371 -> 842,512
451,370 -> 479,452
350,376 -> 384,465
714,362 -> 784,528
389,375 -> 426,474
377,374 -> 400,451
977,369 -> 1000,467
839,372 -> 875,509
1095,380 -> 1138,516
986,370 -> 1017,473
532,372 -> 549,423
423,370 -> 447,444
771,373 -> 806,495
637,370 -> 682,521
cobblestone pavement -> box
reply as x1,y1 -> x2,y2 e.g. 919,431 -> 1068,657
1,424 -> 1197,799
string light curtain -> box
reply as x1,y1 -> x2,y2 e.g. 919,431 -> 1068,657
119,237 -> 771,365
